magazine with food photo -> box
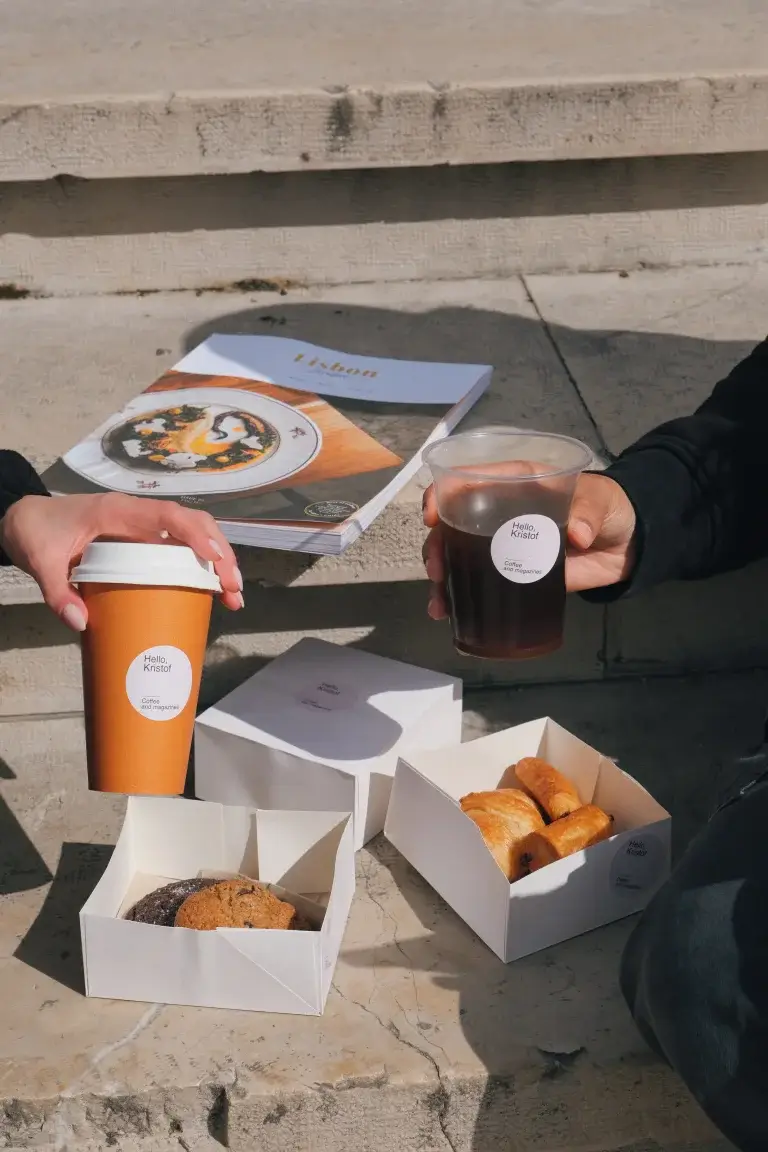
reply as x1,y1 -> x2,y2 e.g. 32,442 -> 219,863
44,335 -> 492,554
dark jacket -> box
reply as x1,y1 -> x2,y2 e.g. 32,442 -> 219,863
585,337 -> 768,600
0,450 -> 49,565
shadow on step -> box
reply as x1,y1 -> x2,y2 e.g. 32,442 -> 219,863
0,797 -> 53,895
12,152 -> 768,238
15,841 -> 113,993
0,756 -> 53,895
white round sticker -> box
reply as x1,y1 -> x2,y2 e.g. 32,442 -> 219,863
609,833 -> 666,895
125,645 -> 193,722
490,514 -> 561,584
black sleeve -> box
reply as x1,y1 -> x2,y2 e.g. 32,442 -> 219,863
583,337 -> 768,601
0,451 -> 49,566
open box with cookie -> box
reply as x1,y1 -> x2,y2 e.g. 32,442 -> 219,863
80,796 -> 355,1013
385,718 -> 671,963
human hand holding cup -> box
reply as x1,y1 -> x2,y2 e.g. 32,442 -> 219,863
422,430 -> 593,660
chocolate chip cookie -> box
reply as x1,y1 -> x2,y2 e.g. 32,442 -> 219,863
174,878 -> 297,931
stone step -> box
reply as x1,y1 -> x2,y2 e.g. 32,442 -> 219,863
5,151 -> 768,297
4,1 -> 768,294
3,0 -> 768,182
3,269 -> 768,716
0,673 -> 749,1151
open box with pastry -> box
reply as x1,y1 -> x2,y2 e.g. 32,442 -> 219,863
80,796 -> 355,1014
385,717 -> 671,963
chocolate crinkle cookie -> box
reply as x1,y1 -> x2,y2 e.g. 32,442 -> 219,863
125,878 -> 218,927
175,878 -> 299,931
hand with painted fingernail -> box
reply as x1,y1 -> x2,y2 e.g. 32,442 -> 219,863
422,470 -> 637,617
0,492 -> 245,632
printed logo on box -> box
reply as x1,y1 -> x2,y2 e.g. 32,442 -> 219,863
126,644 -> 193,722
609,833 -> 666,894
296,679 -> 359,714
490,514 -> 561,584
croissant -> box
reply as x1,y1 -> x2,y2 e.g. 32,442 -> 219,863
460,788 -> 542,822
519,804 -> 613,874
460,788 -> 544,880
514,756 -> 582,821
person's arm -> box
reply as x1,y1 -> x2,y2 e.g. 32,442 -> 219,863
0,452 -> 49,565
587,337 -> 768,599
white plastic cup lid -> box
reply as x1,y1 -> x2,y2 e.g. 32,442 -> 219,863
71,542 -> 222,593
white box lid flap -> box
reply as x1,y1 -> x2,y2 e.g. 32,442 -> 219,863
196,638 -> 461,777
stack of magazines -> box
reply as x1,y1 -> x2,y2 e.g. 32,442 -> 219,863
45,334 -> 492,555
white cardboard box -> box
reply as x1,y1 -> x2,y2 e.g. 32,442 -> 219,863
80,796 -> 355,1014
194,638 -> 463,849
385,718 -> 671,963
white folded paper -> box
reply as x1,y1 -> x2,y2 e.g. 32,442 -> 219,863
81,796 -> 355,1014
386,717 -> 671,963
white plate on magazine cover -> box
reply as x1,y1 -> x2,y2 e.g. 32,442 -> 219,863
63,388 -> 322,496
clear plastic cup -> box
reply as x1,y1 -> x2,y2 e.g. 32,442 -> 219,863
424,428 -> 592,660
72,542 -> 221,794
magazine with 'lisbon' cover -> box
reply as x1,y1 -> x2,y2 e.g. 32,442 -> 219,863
44,335 -> 492,554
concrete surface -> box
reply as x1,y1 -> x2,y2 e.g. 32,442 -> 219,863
6,272 -> 768,712
3,0 -> 768,180
0,673 -> 754,1151
6,152 -> 768,297
527,264 -> 765,456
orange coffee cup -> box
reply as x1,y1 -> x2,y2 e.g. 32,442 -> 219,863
72,542 -> 221,795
